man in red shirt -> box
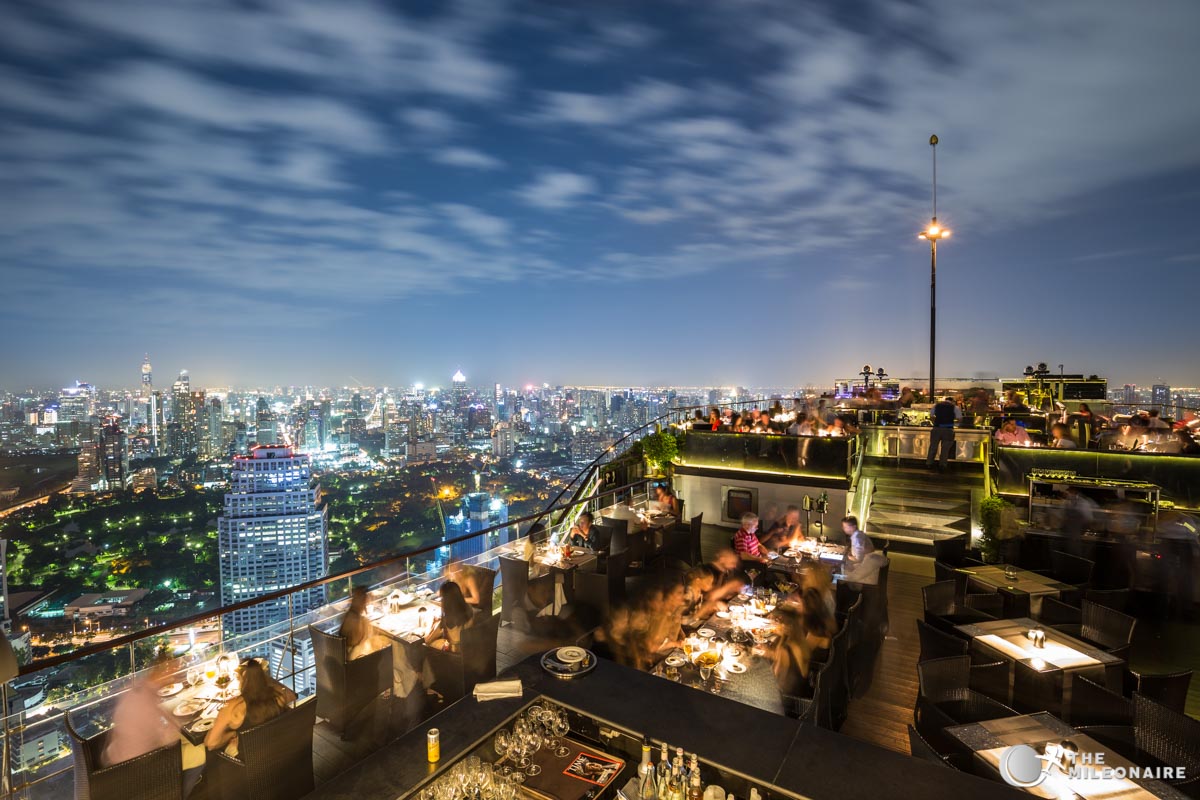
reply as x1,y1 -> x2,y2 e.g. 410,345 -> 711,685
733,512 -> 768,562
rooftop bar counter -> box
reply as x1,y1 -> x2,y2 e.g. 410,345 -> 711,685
308,653 -> 1023,800
678,430 -> 855,482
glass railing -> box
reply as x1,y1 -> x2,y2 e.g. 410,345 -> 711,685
992,447 -> 1200,511
1,399 -> 782,797
859,424 -> 992,463
677,430 -> 856,482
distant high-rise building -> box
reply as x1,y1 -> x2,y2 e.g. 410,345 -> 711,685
141,355 -> 152,389
58,383 -> 94,423
201,397 -> 223,458
98,422 -> 130,489
218,445 -> 327,641
70,441 -> 101,493
491,422 -> 516,459
1122,384 -> 1138,407
169,372 -> 204,457
1152,384 -> 1171,417
444,490 -> 509,563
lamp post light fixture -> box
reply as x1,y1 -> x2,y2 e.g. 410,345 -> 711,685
918,135 -> 950,401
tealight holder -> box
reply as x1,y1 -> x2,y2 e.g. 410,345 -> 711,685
1026,627 -> 1046,648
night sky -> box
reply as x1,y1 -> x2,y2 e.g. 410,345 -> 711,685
2,1 -> 1198,390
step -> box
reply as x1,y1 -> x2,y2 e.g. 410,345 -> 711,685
869,494 -> 971,513
870,481 -> 975,500
865,522 -> 968,543
867,509 -> 970,534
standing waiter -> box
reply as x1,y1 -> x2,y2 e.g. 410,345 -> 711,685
926,395 -> 961,471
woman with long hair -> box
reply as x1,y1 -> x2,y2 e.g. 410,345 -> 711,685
425,580 -> 477,653
205,658 -> 297,756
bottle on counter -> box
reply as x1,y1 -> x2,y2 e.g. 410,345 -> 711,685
639,742 -> 658,800
668,760 -> 685,800
656,743 -> 671,800
687,768 -> 703,800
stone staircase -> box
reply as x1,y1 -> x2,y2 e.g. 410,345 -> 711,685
861,461 -> 982,550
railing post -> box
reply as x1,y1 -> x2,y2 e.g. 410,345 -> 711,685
286,593 -> 297,696
128,642 -> 135,673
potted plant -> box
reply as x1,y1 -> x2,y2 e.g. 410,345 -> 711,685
978,494 -> 1019,563
641,431 -> 679,478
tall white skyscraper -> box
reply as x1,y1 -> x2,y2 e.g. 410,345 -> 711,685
218,445 -> 327,642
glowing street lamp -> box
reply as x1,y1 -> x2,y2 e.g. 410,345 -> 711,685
917,134 -> 951,400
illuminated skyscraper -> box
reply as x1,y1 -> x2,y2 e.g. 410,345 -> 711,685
444,490 -> 509,563
141,355 -> 152,389
1152,384 -> 1171,416
218,445 -> 327,641
58,383 -> 94,423
491,422 -> 516,459
98,422 -> 130,489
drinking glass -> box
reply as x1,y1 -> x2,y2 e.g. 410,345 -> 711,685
186,667 -> 200,687
550,706 -> 570,758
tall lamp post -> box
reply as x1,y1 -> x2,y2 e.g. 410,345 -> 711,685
918,135 -> 950,401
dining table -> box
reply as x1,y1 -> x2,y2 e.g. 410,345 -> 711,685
370,592 -> 444,641
960,566 -> 1070,615
529,546 -> 598,614
945,712 -> 1188,800
768,541 -> 847,576
955,617 -> 1124,710
157,668 -> 239,747
650,594 -> 784,715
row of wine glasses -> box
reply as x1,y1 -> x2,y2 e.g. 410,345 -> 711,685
525,703 -> 571,758
417,757 -> 520,800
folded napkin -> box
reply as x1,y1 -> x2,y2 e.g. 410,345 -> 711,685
473,679 -> 523,701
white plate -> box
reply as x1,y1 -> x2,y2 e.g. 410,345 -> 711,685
557,646 -> 586,664
714,610 -> 730,619
783,549 -> 799,559
725,662 -> 747,674
190,718 -> 215,733
157,683 -> 184,698
664,655 -> 686,668
173,698 -> 207,717
766,552 -> 780,560
696,628 -> 715,639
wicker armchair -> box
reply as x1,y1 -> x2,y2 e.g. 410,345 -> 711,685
963,592 -> 1003,619
1039,596 -> 1082,627
499,555 -> 530,625
1085,587 -> 1130,613
907,724 -> 968,770
1125,668 -> 1192,714
932,534 -> 969,567
206,698 -> 317,800
915,656 -> 1017,753
1080,600 -> 1137,661
996,586 -> 1031,619
66,715 -> 183,800
1050,550 -> 1095,604
916,619 -> 968,663
472,566 -> 498,613
309,624 -> 391,735
921,580 -> 993,633
1131,693 -> 1200,793
1068,675 -> 1131,727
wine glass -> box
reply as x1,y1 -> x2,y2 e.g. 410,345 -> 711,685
550,707 -> 570,757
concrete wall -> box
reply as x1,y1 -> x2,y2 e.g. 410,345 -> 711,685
675,472 -> 849,540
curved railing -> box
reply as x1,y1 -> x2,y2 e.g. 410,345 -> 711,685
0,397 -> 778,796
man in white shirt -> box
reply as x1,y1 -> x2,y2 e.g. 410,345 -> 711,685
842,516 -> 874,565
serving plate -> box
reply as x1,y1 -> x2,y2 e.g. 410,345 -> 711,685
540,648 -> 596,680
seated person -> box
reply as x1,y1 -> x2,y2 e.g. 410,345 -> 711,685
842,550 -> 887,585
682,565 -> 718,627
205,659 -> 297,757
654,485 -> 680,516
425,581 -> 477,653
339,585 -> 385,659
1050,423 -> 1078,449
705,548 -> 748,607
765,506 -> 805,549
842,516 -> 874,566
799,562 -> 837,618
566,511 -> 600,549
644,580 -> 686,659
771,599 -> 833,699
733,513 -> 768,563
445,562 -> 487,610
102,657 -> 179,767
994,418 -> 1032,446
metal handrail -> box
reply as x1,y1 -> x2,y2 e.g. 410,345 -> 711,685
18,475 -> 655,677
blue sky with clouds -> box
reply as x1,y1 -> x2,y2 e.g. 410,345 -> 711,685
2,0 -> 1199,390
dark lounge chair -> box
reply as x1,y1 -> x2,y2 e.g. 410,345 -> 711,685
205,698 -> 317,800
66,714 -> 183,800
309,624 -> 391,735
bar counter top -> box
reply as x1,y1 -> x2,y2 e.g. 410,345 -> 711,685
307,653 -> 1024,800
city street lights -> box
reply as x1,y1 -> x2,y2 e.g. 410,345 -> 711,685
918,135 -> 950,400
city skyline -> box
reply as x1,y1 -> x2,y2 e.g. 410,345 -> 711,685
2,1 -> 1200,388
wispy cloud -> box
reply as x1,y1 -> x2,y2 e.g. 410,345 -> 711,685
431,146 -> 505,170
516,171 -> 597,209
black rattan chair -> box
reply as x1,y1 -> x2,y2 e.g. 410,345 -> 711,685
1050,550 -> 1095,604
472,566 -> 498,613
915,656 -> 1018,754
1080,600 -> 1137,661
1039,596 -> 1082,627
1069,675 -> 1132,726
206,698 -> 317,800
996,586 -> 1031,619
499,555 -> 530,625
1131,692 -> 1200,793
309,624 -> 391,736
967,659 -> 1009,704
922,580 -> 993,633
933,560 -> 968,604
906,724 -> 966,769
1125,669 -> 1192,714
66,714 -> 183,800
933,534 -> 969,567
1085,587 -> 1130,613
963,592 -> 1003,619
916,619 -> 967,663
